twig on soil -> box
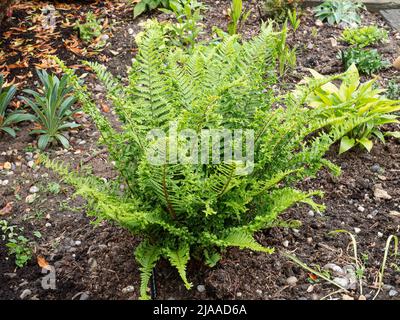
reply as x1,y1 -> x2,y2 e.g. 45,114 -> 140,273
320,289 -> 346,300
83,149 -> 108,164
329,230 -> 364,296
373,235 -> 398,300
283,251 -> 350,293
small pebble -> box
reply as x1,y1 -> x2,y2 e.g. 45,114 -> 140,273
25,194 -> 37,204
29,186 -> 39,194
389,290 -> 398,297
3,162 -> 12,170
122,285 -> 135,294
371,164 -> 381,173
286,276 -> 298,286
333,277 -> 349,289
324,263 -> 344,276
197,285 -> 206,293
357,206 -> 365,213
354,227 -> 361,234
20,289 -> 32,300
75,240 -> 82,246
79,292 -> 90,300
255,289 -> 263,296
45,222 -> 52,228
307,210 -> 315,217
378,232 -> 383,238
282,240 -> 289,248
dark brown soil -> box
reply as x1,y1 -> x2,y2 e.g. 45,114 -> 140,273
1,0 -> 400,301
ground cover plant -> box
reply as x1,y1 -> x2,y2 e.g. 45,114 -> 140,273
339,47 -> 388,75
261,0 -> 303,22
341,26 -> 389,48
314,0 -> 364,26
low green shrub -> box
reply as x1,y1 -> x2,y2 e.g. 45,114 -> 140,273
341,26 -> 388,48
261,0 -> 303,22
302,64 -> 400,153
75,11 -> 104,47
339,47 -> 388,75
47,22 -> 375,299
20,70 -> 79,150
314,0 -> 364,26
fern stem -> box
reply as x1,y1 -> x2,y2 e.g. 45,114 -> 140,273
162,164 -> 176,220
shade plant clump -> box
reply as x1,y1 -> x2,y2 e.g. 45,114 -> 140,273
339,47 -> 388,76
46,21 -> 379,299
302,64 -> 400,153
340,26 -> 388,48
20,70 -> 79,150
0,75 -> 35,138
314,0 -> 364,26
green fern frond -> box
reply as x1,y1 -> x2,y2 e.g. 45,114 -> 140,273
164,243 -> 192,289
221,230 -> 274,254
135,241 -> 162,300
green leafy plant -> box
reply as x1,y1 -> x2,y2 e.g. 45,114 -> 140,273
0,220 -> 32,268
341,26 -> 388,48
20,70 -> 79,150
133,0 -> 170,18
159,0 -> 206,48
287,8 -> 301,33
277,22 -> 297,76
47,182 -> 61,194
0,75 -> 35,137
302,64 -> 400,153
227,0 -> 251,35
75,11 -> 104,46
386,78 -> 400,100
262,0 -> 303,21
314,0 -> 364,26
49,22 -> 375,299
339,47 -> 388,76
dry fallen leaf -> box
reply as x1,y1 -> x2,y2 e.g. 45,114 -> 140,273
0,202 -> 13,216
101,103 -> 110,113
37,256 -> 51,270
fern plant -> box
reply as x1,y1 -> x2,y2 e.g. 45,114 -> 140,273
47,21 -> 375,299
0,75 -> 35,137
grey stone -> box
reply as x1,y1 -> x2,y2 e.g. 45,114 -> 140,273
20,289 -> 32,300
29,186 -> 39,193
380,9 -> 400,31
122,285 -> 135,294
333,277 -> 349,289
79,292 -> 90,300
197,285 -> 206,293
389,289 -> 398,297
324,263 -> 345,276
286,276 -> 298,285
